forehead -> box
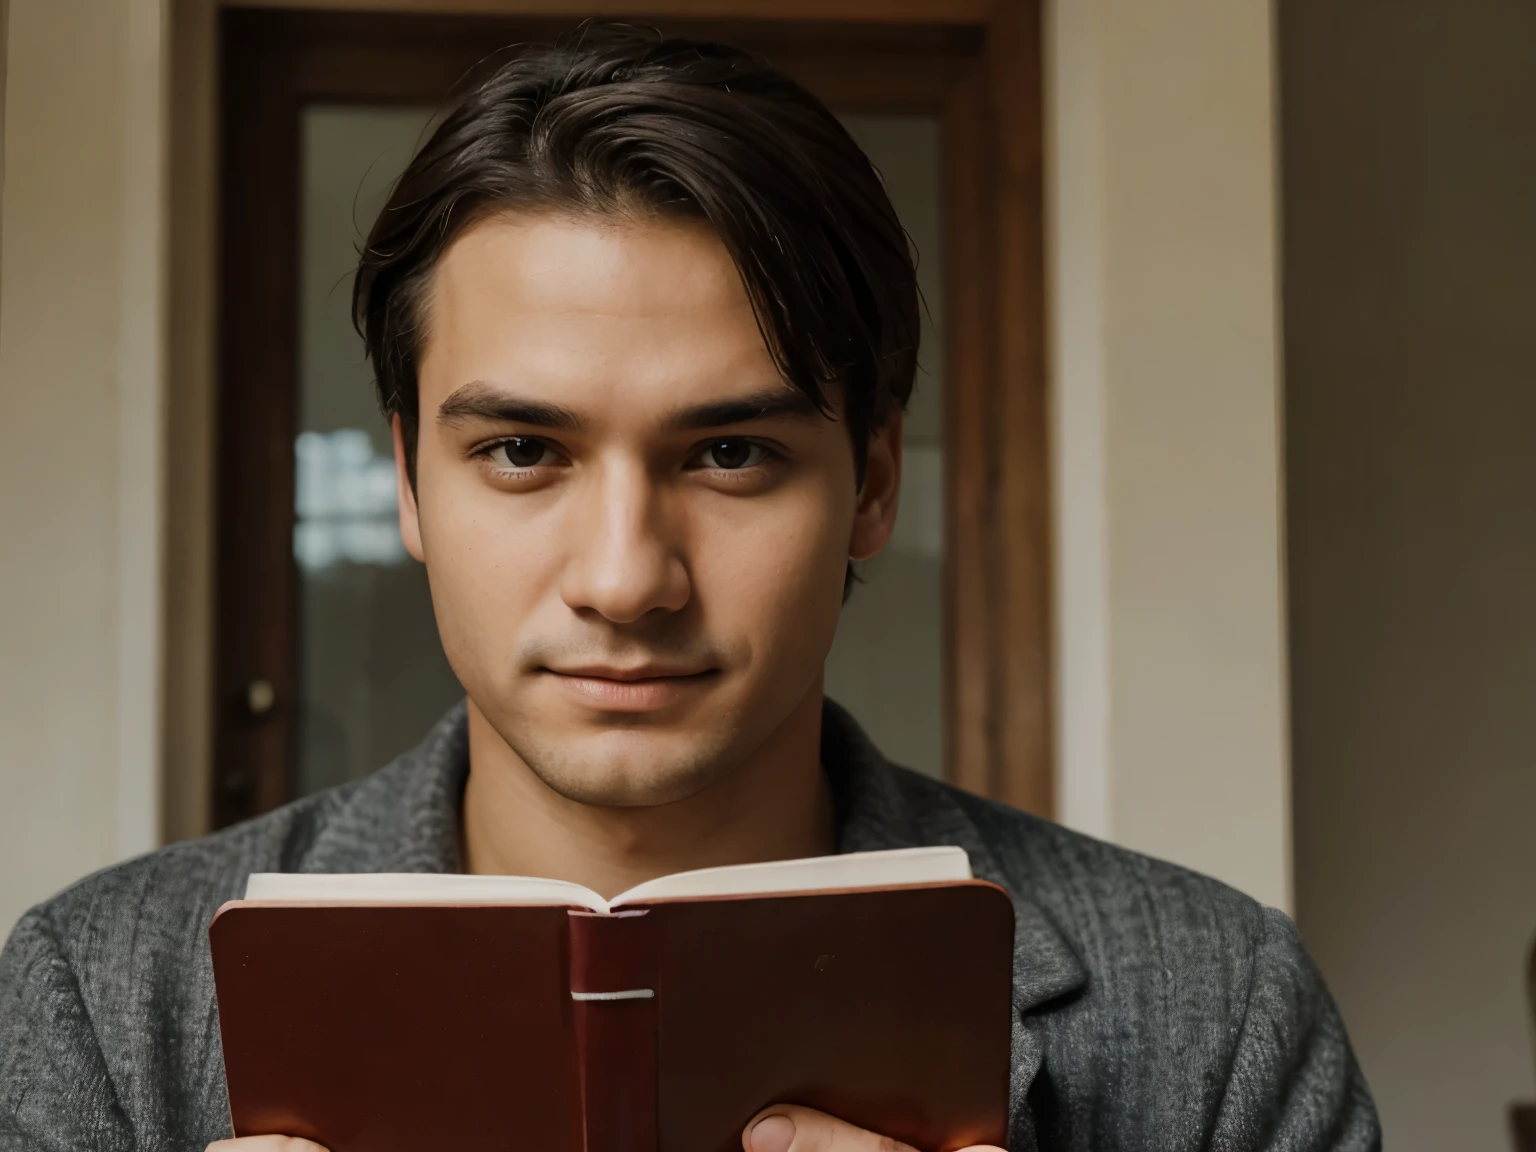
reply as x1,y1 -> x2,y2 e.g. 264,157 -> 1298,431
417,212 -> 780,413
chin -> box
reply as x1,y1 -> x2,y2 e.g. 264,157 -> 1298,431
512,724 -> 737,809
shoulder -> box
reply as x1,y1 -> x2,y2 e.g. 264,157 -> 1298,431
19,700 -> 468,964
2,754 -> 430,1035
19,777 -> 362,957
895,765 -> 1276,956
890,770 -> 1380,1143
0,780 -> 367,1145
22,715 -> 460,936
0,712 -> 467,1142
890,765 -> 1303,1034
0,766 -> 419,1141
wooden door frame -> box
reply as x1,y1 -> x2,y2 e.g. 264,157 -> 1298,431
187,0 -> 1049,831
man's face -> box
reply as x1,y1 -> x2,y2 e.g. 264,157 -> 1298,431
399,213 -> 900,807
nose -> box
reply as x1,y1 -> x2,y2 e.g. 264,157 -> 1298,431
558,458 -> 692,624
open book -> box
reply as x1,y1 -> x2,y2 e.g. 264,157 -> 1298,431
212,846 -> 1015,1152
242,844 -> 974,910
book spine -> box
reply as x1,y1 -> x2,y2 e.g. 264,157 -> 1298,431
568,909 -> 659,1152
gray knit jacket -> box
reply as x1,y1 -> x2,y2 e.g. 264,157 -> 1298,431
0,702 -> 1379,1151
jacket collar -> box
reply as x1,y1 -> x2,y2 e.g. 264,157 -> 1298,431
302,701 -> 469,876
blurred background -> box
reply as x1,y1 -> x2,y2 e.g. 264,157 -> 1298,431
1,1 -> 1533,1148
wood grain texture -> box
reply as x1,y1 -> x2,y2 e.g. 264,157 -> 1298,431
217,9 -> 307,825
986,0 -> 1053,815
165,0 -> 218,841
940,0 -> 1053,814
942,66 -> 997,800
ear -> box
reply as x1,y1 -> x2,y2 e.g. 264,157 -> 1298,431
392,414 -> 426,563
849,415 -> 903,562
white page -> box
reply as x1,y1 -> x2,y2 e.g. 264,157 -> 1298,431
240,846 -> 971,913
242,872 -> 609,911
610,845 -> 971,907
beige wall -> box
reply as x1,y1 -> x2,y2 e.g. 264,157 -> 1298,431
0,0 -> 167,934
1282,2 -> 1536,1146
1048,0 -> 1292,911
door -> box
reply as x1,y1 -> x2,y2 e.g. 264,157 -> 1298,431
214,7 -> 1048,829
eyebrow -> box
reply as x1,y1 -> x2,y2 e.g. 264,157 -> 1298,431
666,388 -> 823,431
436,380 -> 823,433
437,381 -> 581,431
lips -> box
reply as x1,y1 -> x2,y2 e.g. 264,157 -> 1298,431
551,664 -> 709,682
542,666 -> 718,711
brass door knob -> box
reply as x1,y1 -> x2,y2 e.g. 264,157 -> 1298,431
246,678 -> 276,716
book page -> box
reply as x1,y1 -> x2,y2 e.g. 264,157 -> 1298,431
242,872 -> 610,912
610,845 -> 971,908
240,846 -> 972,912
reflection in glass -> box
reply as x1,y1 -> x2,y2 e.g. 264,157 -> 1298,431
294,429 -> 407,571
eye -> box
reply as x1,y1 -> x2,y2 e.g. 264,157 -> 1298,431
485,437 -> 557,470
695,438 -> 769,470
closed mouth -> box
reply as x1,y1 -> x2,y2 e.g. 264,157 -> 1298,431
545,666 -> 716,683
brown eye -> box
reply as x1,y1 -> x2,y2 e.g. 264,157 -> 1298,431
488,438 -> 552,469
697,439 -> 766,470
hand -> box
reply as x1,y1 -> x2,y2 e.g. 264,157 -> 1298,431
204,1105 -> 1003,1152
744,1104 -> 1006,1152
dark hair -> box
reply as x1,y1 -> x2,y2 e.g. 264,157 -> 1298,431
353,22 -> 919,484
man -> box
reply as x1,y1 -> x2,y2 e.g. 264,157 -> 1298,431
0,25 -> 1379,1152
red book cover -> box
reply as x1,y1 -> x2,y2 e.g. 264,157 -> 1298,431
210,851 -> 1015,1152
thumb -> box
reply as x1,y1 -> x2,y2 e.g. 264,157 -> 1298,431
743,1104 -> 1005,1152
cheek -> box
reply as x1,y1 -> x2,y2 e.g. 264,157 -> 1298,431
686,479 -> 851,664
413,470 -> 557,679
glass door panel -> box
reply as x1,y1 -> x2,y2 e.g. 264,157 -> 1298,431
825,114 -> 946,779
297,106 -> 457,795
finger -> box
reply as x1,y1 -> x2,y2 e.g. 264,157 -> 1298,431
206,1139 -> 331,1152
744,1105 -> 912,1152
742,1105 -> 1007,1152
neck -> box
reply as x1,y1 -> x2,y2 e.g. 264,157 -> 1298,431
460,685 -> 836,899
